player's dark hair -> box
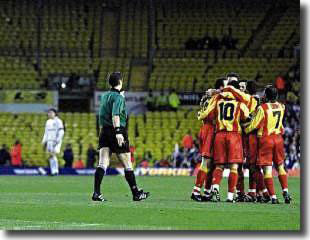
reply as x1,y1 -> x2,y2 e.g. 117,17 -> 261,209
214,77 -> 226,89
247,80 -> 257,95
108,72 -> 122,87
239,79 -> 247,84
264,86 -> 278,102
227,80 -> 240,89
226,72 -> 240,81
48,108 -> 58,115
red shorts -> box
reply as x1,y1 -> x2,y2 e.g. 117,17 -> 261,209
247,133 -> 258,165
257,135 -> 284,166
213,131 -> 243,165
199,122 -> 215,158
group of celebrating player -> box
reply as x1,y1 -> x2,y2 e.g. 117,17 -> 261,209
191,72 -> 292,204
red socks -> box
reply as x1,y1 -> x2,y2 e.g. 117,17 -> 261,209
249,169 -> 257,190
256,170 -> 266,192
228,170 -> 238,193
264,177 -> 275,196
278,174 -> 288,190
212,167 -> 223,185
194,169 -> 206,189
236,170 -> 244,194
205,170 -> 213,191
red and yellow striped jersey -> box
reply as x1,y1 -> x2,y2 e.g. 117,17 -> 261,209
199,96 -> 212,124
222,86 -> 258,114
245,102 -> 285,137
198,94 -> 219,123
199,96 -> 250,133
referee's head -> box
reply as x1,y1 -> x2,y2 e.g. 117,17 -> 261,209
108,72 -> 123,89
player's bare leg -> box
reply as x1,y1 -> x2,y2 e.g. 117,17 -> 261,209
256,167 -> 270,203
246,165 -> 257,200
202,159 -> 214,201
226,164 -> 239,202
211,164 -> 224,202
117,153 -> 150,201
191,157 -> 208,202
235,164 -> 245,202
276,164 -> 292,204
191,170 -> 206,202
244,165 -> 259,202
263,166 -> 279,204
92,147 -> 110,202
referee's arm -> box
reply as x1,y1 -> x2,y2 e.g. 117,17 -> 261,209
112,115 -> 121,128
112,96 -> 125,146
111,95 -> 124,127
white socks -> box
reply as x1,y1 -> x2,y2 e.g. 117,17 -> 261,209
227,192 -> 234,201
49,156 -> 59,175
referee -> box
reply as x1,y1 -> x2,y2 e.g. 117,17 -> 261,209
92,72 -> 150,202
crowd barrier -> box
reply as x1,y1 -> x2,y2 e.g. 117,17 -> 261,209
0,167 -> 300,177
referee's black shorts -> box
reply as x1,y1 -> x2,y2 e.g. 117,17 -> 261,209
98,126 -> 130,154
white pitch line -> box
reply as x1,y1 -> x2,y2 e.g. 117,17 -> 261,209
69,223 -> 103,226
0,219 -> 174,230
0,219 -> 102,226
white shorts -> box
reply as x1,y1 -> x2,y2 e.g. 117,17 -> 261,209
46,141 -> 62,154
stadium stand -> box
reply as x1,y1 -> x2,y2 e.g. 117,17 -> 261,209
40,57 -> 94,80
0,0 -> 37,55
149,58 -> 207,91
0,0 -> 299,92
154,0 -> 272,52
149,57 -> 298,91
0,57 -> 38,89
41,0 -> 102,57
129,109 -> 201,165
207,58 -> 297,86
262,0 -> 299,53
119,0 -> 148,58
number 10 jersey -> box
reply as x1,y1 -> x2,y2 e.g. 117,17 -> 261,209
204,97 -> 250,133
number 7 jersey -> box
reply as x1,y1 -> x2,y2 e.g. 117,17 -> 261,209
245,102 -> 285,137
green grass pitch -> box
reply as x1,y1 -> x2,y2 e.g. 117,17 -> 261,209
0,175 -> 300,230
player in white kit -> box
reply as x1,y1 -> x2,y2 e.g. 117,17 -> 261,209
42,108 -> 64,176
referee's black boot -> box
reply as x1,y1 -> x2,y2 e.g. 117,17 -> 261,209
133,189 -> 150,201
92,192 -> 107,202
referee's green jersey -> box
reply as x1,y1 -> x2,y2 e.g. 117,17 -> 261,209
99,89 -> 128,128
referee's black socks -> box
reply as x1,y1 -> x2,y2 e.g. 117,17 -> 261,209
125,170 -> 139,195
94,167 -> 105,194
